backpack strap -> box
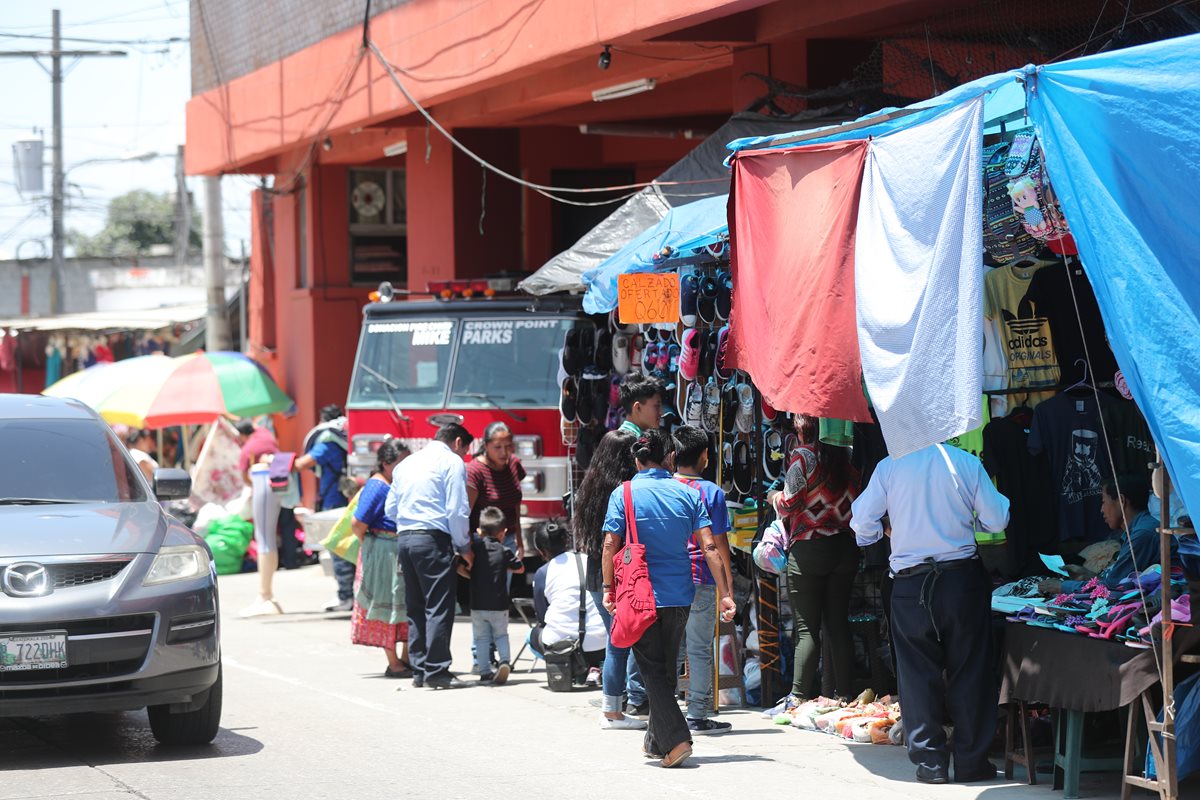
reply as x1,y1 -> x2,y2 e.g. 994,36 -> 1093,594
622,480 -> 639,546
573,552 -> 587,644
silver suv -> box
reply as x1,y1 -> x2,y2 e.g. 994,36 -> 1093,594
0,395 -> 221,745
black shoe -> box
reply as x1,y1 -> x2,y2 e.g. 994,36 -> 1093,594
916,764 -> 949,784
479,672 -> 496,684
625,702 -> 649,718
384,666 -> 413,679
411,673 -> 425,688
955,761 -> 998,783
426,675 -> 470,690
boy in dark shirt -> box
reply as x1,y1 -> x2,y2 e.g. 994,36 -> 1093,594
458,506 -> 524,684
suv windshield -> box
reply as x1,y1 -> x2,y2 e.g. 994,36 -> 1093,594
450,318 -> 573,409
349,319 -> 457,409
0,418 -> 147,503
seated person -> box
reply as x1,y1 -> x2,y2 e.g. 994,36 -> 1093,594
530,522 -> 607,667
1040,476 -> 1175,595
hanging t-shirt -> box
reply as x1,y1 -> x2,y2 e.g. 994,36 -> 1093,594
984,263 -> 1059,400
944,395 -> 990,458
1028,392 -> 1117,542
983,411 -> 1058,575
819,417 -> 855,447
1024,260 -> 1120,386
1101,400 -> 1155,481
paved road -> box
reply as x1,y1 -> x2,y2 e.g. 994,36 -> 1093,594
3,565 -> 1128,799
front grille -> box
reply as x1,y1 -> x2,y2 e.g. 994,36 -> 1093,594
48,560 -> 130,589
0,614 -> 155,638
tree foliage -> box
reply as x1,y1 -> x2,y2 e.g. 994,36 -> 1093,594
68,189 -> 201,258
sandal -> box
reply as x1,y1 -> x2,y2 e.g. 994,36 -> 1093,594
661,744 -> 693,768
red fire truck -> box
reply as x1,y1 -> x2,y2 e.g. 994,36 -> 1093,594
345,279 -> 584,548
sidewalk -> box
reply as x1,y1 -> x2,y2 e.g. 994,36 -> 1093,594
223,564 -> 1135,800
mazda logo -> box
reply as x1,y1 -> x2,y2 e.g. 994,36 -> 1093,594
2,562 -> 51,597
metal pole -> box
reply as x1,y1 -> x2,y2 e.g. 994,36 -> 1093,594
239,239 -> 248,353
1158,467 -> 1178,799
50,9 -> 64,315
202,175 -> 229,352
174,144 -> 190,267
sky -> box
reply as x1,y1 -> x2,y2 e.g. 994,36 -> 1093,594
0,0 -> 252,260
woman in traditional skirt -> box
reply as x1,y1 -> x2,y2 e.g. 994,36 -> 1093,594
351,440 -> 412,677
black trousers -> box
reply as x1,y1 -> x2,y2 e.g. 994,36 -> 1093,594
632,606 -> 692,756
396,530 -> 457,681
890,558 -> 996,774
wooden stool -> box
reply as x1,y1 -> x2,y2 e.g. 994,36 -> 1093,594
1004,701 -> 1037,785
715,619 -> 747,709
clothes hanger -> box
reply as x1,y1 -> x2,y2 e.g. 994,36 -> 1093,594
1064,358 -> 1093,396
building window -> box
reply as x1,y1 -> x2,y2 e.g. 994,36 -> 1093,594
349,168 -> 406,287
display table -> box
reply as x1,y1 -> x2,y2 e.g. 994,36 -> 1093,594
999,621 -> 1200,797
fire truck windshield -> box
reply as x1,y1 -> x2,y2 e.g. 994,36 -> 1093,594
349,319 -> 457,409
349,316 -> 575,411
449,318 -> 573,409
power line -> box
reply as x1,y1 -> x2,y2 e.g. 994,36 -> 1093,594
0,33 -> 187,46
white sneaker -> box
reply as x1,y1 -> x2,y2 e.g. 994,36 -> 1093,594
585,667 -> 601,686
599,713 -> 648,730
238,599 -> 283,618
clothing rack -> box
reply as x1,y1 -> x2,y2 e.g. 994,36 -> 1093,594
983,381 -> 1115,397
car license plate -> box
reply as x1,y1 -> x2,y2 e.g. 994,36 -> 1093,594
0,632 -> 68,671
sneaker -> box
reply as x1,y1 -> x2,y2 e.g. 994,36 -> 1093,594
687,718 -> 732,735
585,667 -> 601,687
493,662 -> 511,686
323,598 -> 352,613
625,702 -> 649,718
426,675 -> 470,690
238,599 -> 283,618
599,713 -> 648,730
761,694 -> 801,718
479,672 -> 496,683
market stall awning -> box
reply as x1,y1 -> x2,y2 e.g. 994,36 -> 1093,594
0,302 -> 207,333
518,114 -> 826,297
581,193 -> 729,314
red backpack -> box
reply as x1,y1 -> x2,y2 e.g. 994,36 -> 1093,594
609,481 -> 658,647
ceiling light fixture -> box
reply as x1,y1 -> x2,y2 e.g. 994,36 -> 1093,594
598,44 -> 612,70
382,139 -> 408,157
591,78 -> 656,102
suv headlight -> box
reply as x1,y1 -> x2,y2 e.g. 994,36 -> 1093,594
144,545 -> 211,586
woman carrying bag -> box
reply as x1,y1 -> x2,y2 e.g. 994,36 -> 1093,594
600,430 -> 735,769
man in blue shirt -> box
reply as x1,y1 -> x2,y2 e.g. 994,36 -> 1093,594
852,443 -> 1009,785
1039,476 -> 1172,595
294,405 -> 353,609
386,423 -> 474,689
671,426 -> 733,735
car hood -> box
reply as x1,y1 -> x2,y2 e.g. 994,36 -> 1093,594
0,502 -> 166,558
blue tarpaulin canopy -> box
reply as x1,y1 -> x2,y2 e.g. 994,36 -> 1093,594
581,193 -> 729,314
721,32 -> 1200,521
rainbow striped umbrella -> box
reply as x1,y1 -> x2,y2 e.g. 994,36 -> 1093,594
44,351 -> 293,428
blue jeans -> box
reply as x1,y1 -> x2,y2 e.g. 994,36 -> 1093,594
679,583 -> 718,719
590,590 -> 646,712
332,552 -> 356,602
471,609 -> 510,674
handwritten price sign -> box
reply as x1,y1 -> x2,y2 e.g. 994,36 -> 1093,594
617,273 -> 680,325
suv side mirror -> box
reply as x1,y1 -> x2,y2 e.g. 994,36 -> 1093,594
153,467 -> 192,501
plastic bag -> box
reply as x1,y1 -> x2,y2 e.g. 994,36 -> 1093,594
320,489 -> 362,563
752,519 -> 788,575
203,515 -> 254,575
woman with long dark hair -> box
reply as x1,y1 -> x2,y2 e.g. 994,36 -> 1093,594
467,421 -> 526,558
572,429 -> 646,729
768,414 -> 861,709
350,440 -> 412,677
601,429 -> 735,768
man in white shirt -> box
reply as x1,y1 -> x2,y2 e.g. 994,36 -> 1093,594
851,443 -> 1010,786
386,424 -> 474,690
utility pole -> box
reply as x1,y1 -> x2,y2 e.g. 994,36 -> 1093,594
0,10 -> 124,315
202,176 -> 229,352
174,144 -> 191,267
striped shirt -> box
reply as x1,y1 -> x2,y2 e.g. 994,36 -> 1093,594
467,456 -> 526,535
675,475 -> 729,585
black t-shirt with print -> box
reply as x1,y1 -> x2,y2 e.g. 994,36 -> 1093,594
1025,261 -> 1120,386
1102,400 -> 1155,481
468,537 -> 522,611
1028,391 -> 1117,542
